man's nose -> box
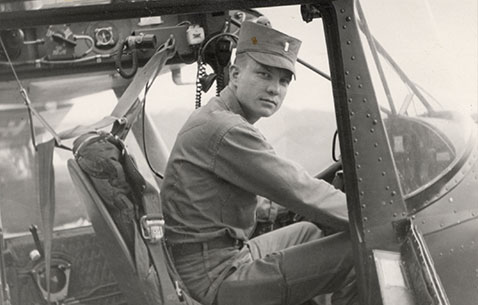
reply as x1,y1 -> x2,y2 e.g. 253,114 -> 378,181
266,80 -> 280,95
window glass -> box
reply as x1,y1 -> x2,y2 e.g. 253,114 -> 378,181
0,6 -> 346,235
0,104 -> 92,236
355,0 -> 477,195
0,90 -> 127,236
149,6 -> 338,175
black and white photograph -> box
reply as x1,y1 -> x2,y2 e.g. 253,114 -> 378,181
0,1 -> 476,304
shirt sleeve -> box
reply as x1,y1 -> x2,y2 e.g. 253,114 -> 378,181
212,123 -> 349,231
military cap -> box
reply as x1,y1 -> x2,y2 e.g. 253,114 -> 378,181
236,21 -> 301,75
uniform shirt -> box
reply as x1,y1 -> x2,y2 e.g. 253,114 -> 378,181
160,86 -> 349,303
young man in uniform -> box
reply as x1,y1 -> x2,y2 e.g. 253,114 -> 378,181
161,21 -> 358,305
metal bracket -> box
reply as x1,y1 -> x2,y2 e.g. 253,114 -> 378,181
140,214 -> 165,243
300,4 -> 322,23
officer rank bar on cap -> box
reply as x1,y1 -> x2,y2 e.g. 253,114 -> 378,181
236,21 -> 302,75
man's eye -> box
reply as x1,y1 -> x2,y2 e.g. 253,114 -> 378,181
280,78 -> 291,86
258,71 -> 270,78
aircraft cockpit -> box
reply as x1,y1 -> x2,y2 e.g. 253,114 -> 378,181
0,1 -> 476,305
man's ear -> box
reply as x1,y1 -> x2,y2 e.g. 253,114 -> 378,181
229,64 -> 240,86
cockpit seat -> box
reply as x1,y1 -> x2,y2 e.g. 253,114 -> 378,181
67,132 -> 200,305
68,159 -> 151,304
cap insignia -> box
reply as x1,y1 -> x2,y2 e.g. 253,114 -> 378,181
251,37 -> 258,45
284,41 -> 290,52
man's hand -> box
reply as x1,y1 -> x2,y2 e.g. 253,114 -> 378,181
332,170 -> 345,191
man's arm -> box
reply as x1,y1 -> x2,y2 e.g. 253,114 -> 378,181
212,123 -> 349,231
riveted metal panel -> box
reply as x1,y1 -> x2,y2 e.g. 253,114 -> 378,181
330,0 -> 407,250
424,218 -> 478,305
318,1 -> 410,304
415,141 -> 478,234
405,124 -> 478,214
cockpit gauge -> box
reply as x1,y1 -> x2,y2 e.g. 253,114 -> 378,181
94,26 -> 115,48
32,256 -> 72,303
86,21 -> 121,53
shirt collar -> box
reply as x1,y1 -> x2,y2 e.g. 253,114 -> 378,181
218,86 -> 247,119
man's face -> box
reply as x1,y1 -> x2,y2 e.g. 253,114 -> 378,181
230,56 -> 292,124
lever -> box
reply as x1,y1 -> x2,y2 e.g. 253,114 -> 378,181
29,225 -> 45,259
51,33 -> 77,47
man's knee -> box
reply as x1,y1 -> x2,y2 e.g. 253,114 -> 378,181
295,221 -> 323,241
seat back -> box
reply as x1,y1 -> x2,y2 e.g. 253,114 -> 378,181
67,159 -> 152,304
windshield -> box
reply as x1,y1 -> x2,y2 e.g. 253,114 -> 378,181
0,5 -> 336,236
0,91 -> 160,236
149,5 -> 337,175
355,0 -> 477,195
0,102 -> 90,236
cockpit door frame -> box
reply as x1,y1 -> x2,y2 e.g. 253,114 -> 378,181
316,0 -> 410,303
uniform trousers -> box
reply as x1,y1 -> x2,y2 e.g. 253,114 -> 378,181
217,222 -> 357,305
175,222 -> 358,305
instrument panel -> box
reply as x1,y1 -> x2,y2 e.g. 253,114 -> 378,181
0,12 -> 228,81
